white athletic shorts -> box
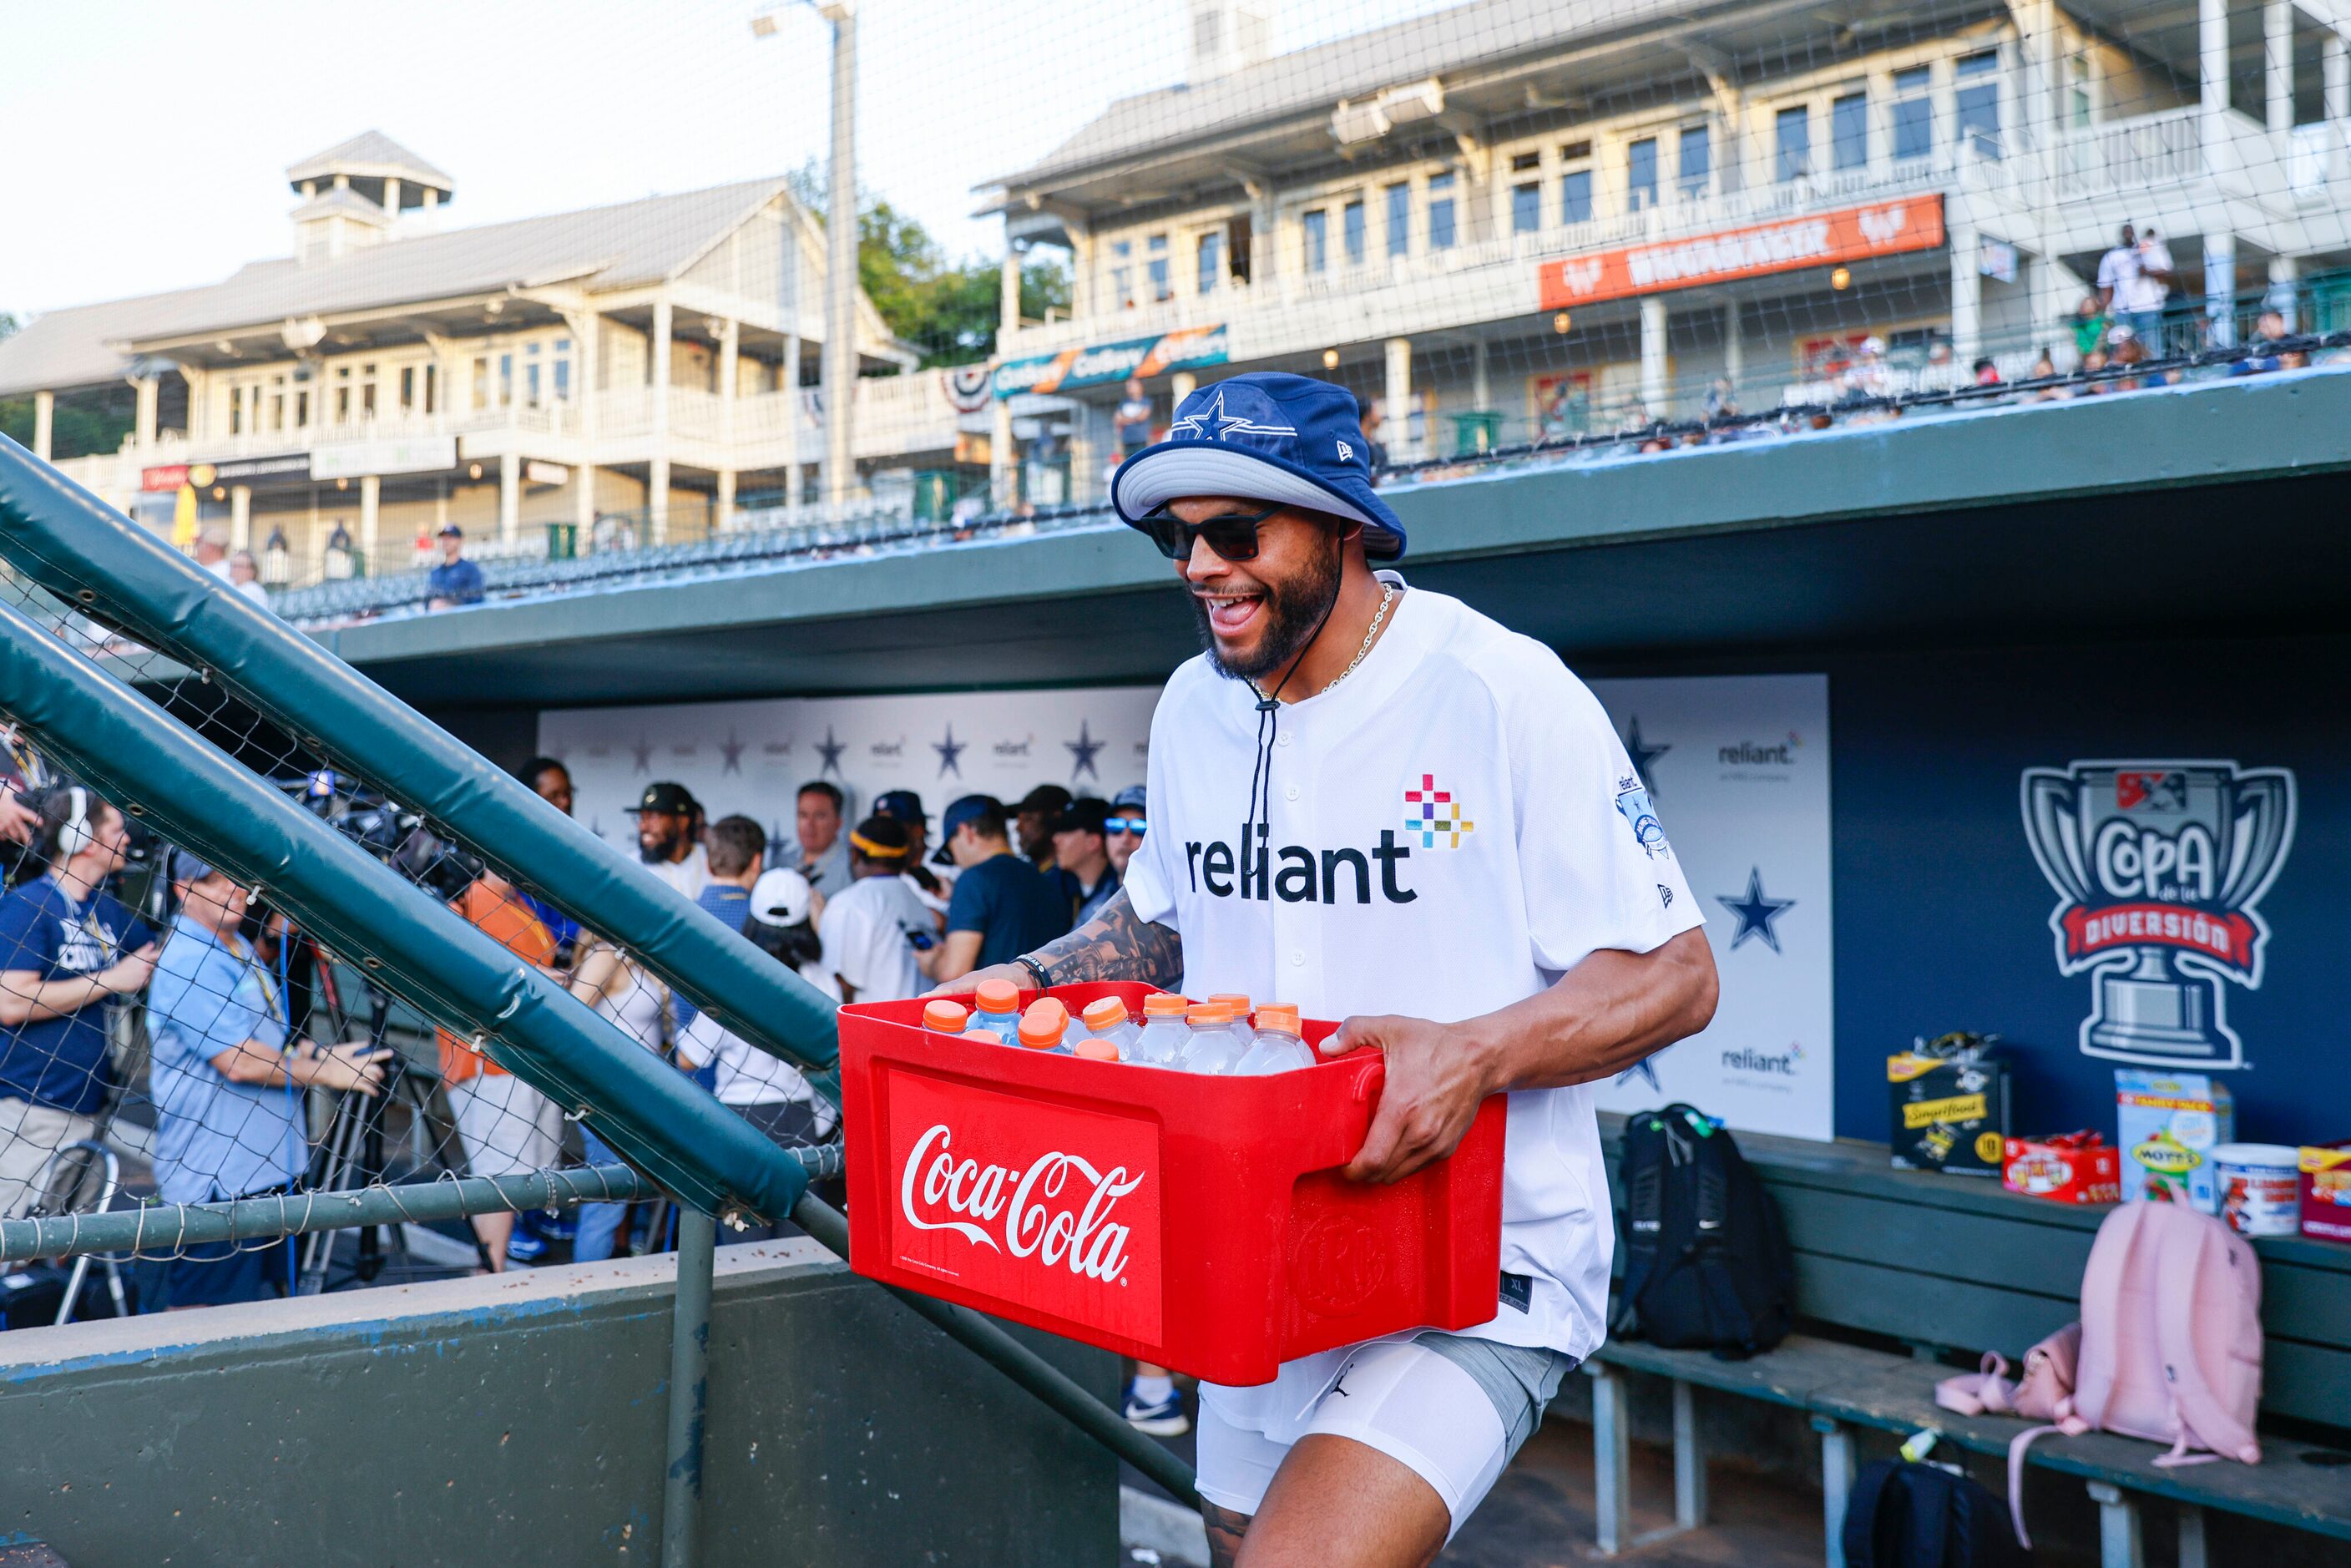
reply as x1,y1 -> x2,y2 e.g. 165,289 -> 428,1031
1196,1331 -> 1575,1540
447,1071 -> 563,1179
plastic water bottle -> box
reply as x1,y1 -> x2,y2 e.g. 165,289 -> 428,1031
1076,996 -> 1141,1059
971,977 -> 1022,1039
1017,997 -> 1072,1054
1210,993 -> 1254,1029
964,1028 -> 1004,1048
1071,1036 -> 1121,1063
1130,994 -> 1190,1067
1178,1003 -> 1249,1075
923,999 -> 970,1037
1236,1004 -> 1316,1074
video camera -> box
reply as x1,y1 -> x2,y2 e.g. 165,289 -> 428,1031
275,770 -> 483,903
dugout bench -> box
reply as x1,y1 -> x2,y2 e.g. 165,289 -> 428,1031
1580,1119 -> 2351,1565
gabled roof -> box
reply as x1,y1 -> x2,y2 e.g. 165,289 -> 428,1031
286,130 -> 454,193
0,286 -> 224,400
290,186 -> 392,226
990,0 -> 1686,190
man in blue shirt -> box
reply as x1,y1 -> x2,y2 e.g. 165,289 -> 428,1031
146,850 -> 387,1307
427,524 -> 485,609
921,796 -> 1072,984
0,787 -> 156,1219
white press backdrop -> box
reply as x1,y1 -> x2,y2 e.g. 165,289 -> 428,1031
540,672 -> 1833,1139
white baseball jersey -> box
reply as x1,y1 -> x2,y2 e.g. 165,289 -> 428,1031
1121,577 -> 1703,1432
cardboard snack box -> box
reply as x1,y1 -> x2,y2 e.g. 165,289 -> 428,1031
2303,1142 -> 2351,1244
2116,1070 -> 2233,1214
2003,1133 -> 2122,1205
1888,1033 -> 2011,1177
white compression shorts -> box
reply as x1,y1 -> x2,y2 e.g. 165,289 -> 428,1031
1195,1332 -> 1574,1541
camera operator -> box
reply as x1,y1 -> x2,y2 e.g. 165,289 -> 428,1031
146,851 -> 387,1307
0,787 -> 156,1219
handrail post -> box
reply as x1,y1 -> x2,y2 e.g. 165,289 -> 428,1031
662,1207 -> 716,1568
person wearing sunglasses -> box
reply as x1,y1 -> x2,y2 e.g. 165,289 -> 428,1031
1102,786 -> 1148,880
928,371 -> 1719,1568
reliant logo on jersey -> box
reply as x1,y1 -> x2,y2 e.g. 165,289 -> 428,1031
1185,827 -> 1418,903
2021,759 -> 2296,1069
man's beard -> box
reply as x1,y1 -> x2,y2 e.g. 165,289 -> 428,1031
639,827 -> 683,865
1191,540 -> 1342,685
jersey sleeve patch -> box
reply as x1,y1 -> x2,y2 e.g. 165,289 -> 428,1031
1614,775 -> 1672,859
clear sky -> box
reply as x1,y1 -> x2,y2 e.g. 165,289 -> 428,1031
0,0 -> 1456,318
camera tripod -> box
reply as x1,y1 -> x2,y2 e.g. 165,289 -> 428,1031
296,974 -> 494,1294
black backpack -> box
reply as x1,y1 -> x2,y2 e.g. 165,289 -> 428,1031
1611,1104 -> 1793,1358
1843,1460 -> 2023,1568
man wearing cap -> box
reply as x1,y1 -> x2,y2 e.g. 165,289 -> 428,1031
923,795 -> 1071,984
1052,797 -> 1121,925
816,816 -> 930,1004
931,372 -> 1719,1563
1013,784 -> 1073,873
1104,785 -> 1149,880
426,524 -> 484,609
873,789 -> 951,918
146,851 -> 388,1305
632,781 -> 709,902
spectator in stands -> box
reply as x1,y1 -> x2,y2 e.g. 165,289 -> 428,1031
146,850 -> 387,1308
2028,350 -> 2066,401
321,522 -> 358,581
2073,294 -> 2111,362
872,789 -> 949,918
817,816 -> 930,1003
1114,378 -> 1155,458
1052,798 -> 1120,926
437,858 -> 562,1269
0,787 -> 156,1219
2232,310 -> 2294,376
194,527 -> 233,582
2098,222 -> 2172,351
922,795 -> 1072,984
795,781 -> 850,900
2079,344 -> 2111,392
2108,328 -> 2152,392
1103,786 -> 1147,880
226,550 -> 271,609
633,781 -> 708,901
1701,378 -> 1739,425
512,757 -> 582,965
1972,358 -> 2001,387
427,524 -> 485,609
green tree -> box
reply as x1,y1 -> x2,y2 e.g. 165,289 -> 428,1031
783,164 -> 1068,369
0,311 -> 136,459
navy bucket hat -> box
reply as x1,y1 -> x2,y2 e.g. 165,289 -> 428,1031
1110,372 -> 1406,560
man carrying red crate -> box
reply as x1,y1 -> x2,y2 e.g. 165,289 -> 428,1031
933,371 -> 1719,1567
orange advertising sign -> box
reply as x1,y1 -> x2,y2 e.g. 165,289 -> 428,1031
1538,195 -> 1946,309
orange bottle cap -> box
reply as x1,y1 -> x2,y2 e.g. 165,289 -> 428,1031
974,977 -> 1020,1012
1256,1004 -> 1302,1036
1210,993 -> 1253,1014
1072,1037 -> 1121,1062
964,1029 -> 1003,1046
1081,996 -> 1130,1030
1017,997 -> 1068,1049
1141,993 -> 1191,1018
1186,1003 -> 1233,1026
923,999 -> 969,1033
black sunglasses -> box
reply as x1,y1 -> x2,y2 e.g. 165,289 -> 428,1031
1137,504 -> 1283,562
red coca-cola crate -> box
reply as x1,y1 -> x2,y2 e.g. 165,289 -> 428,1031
837,983 -> 1507,1386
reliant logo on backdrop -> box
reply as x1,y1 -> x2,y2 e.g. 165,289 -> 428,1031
2021,759 -> 2296,1069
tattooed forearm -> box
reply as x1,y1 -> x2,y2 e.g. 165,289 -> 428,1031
1024,888 -> 1184,988
1201,1501 -> 1251,1568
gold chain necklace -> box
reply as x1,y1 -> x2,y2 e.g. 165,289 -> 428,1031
1256,584 -> 1398,706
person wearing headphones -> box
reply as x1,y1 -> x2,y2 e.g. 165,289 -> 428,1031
0,787 -> 157,1219
932,372 -> 1719,1565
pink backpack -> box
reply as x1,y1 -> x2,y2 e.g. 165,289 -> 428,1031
1935,1201 -> 2263,1548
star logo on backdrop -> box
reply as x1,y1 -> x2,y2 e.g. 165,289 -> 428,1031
630,735 -> 655,775
719,729 -> 746,776
1167,388 -> 1299,442
814,726 -> 847,777
1615,1056 -> 1662,1091
1718,867 -> 1797,953
933,725 -> 966,779
1064,721 -> 1105,782
1622,716 -> 1669,796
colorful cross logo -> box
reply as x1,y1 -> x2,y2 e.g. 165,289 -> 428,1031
1403,773 -> 1474,850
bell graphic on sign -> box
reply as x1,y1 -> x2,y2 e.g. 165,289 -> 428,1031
2020,760 -> 2294,1068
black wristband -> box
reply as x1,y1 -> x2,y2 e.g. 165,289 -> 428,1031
1015,955 -> 1053,992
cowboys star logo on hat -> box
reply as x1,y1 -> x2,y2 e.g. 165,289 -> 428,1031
1110,371 -> 1408,561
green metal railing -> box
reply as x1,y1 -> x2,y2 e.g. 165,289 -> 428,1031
0,435 -> 842,1104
